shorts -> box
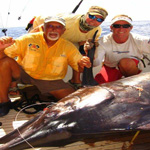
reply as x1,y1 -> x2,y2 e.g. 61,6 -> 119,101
18,67 -> 72,94
95,58 -> 141,84
95,65 -> 123,84
132,58 -> 139,66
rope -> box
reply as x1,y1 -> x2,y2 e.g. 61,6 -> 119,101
14,102 -> 51,149
130,130 -> 140,145
122,130 -> 140,150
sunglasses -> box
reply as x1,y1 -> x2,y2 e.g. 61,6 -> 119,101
88,14 -> 104,23
112,24 -> 131,28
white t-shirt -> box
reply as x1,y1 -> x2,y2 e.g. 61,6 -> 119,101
94,33 -> 150,70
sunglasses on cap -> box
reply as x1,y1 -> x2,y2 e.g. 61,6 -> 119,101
112,24 -> 132,28
88,14 -> 104,23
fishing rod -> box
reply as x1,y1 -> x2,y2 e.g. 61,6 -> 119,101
72,0 -> 83,13
25,0 -> 83,32
18,0 -> 31,20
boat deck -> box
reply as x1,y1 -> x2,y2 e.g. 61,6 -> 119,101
1,107 -> 150,150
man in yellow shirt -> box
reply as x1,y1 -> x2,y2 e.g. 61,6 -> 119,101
29,6 -> 108,89
0,16 -> 91,117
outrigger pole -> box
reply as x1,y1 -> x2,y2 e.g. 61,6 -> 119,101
1,0 -> 11,36
72,0 -> 83,13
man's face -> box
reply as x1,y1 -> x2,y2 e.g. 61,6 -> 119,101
43,22 -> 65,41
85,13 -> 104,27
111,20 -> 133,39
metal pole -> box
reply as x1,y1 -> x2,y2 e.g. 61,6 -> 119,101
72,0 -> 83,13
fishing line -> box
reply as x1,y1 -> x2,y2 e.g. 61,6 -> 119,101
0,0 -> 11,36
0,13 -> 4,28
18,0 -> 31,20
5,0 -> 11,28
14,102 -> 53,149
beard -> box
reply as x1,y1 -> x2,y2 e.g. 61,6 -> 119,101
47,32 -> 60,41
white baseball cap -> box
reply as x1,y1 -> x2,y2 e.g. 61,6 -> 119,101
111,15 -> 132,25
44,16 -> 66,26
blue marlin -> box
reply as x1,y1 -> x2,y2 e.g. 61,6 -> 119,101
0,72 -> 150,150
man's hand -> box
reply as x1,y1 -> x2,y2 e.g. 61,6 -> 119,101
84,39 -> 99,55
78,56 -> 91,72
0,36 -> 15,51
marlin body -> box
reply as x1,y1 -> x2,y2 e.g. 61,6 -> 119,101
0,72 -> 150,150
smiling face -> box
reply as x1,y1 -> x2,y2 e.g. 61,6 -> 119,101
43,22 -> 66,42
110,20 -> 133,43
85,13 -> 104,27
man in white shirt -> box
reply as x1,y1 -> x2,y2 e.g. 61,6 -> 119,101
85,14 -> 150,84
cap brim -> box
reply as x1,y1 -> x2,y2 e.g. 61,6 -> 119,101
111,17 -> 132,25
89,12 -> 104,18
44,20 -> 65,26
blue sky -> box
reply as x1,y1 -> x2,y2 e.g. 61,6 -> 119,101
0,0 -> 149,27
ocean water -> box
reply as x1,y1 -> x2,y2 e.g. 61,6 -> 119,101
0,20 -> 149,39
101,20 -> 150,37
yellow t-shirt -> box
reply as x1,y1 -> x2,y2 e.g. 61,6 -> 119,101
5,32 -> 82,80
